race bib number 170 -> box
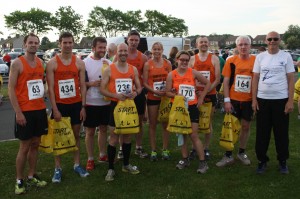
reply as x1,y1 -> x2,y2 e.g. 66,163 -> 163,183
179,84 -> 195,101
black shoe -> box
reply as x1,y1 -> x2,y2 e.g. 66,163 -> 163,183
279,161 -> 289,174
188,149 -> 196,161
256,162 -> 267,174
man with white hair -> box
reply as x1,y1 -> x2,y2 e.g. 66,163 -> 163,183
106,43 -> 117,61
217,35 -> 256,167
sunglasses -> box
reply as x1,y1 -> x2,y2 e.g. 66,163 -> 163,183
178,58 -> 190,62
267,37 -> 279,42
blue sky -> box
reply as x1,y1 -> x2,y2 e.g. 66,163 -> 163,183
0,0 -> 299,41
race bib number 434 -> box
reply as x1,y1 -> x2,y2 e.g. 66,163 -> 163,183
27,79 -> 44,100
58,79 -> 76,99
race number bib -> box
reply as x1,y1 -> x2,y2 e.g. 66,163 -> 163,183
179,84 -> 196,101
234,75 -> 251,93
115,78 -> 133,94
153,81 -> 166,97
196,71 -> 210,87
27,80 -> 44,100
58,79 -> 76,99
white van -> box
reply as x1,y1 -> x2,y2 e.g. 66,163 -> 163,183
107,37 -> 191,57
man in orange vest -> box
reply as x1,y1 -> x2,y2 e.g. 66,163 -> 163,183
188,36 -> 220,160
9,33 -> 48,195
47,32 -> 88,183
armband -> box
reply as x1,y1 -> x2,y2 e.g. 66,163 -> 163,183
224,97 -> 231,103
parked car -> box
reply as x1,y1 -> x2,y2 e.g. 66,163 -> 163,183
291,53 -> 300,72
77,52 -> 89,60
36,50 -> 45,60
8,52 -> 21,61
0,58 -> 9,76
11,48 -> 24,53
0,48 -> 11,56
43,48 -> 60,62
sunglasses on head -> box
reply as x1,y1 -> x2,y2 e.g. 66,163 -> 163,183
267,37 -> 279,42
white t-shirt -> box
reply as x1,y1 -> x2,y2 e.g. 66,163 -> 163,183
253,50 -> 295,99
84,56 -> 112,106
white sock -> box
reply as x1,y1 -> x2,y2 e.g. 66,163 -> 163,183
99,153 -> 106,157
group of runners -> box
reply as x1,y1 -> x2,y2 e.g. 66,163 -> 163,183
9,30 -> 295,195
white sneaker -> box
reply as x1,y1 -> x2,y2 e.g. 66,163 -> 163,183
105,169 -> 115,181
237,153 -> 251,165
197,161 -> 209,174
216,156 -> 234,167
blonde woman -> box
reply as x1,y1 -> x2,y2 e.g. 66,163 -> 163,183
143,42 -> 172,161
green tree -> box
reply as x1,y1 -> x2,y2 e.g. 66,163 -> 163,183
120,10 -> 146,33
40,36 -> 58,50
41,37 -> 51,46
144,11 -> 187,37
87,6 -> 122,38
282,25 -> 300,50
4,8 -> 52,36
51,6 -> 84,41
164,16 -> 188,37
286,36 -> 300,50
144,10 -> 168,36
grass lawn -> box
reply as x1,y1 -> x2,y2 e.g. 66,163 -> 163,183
0,107 -> 299,199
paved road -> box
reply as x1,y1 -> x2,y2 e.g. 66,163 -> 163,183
0,100 -> 15,141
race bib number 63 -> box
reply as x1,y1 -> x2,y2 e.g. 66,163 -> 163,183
27,79 -> 44,100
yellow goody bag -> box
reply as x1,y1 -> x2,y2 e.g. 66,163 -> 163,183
51,117 -> 78,156
219,113 -> 234,151
39,119 -> 54,153
198,102 -> 212,134
114,99 -> 140,134
219,83 -> 224,95
167,95 -> 192,134
294,78 -> 300,102
157,96 -> 172,122
231,114 -> 241,144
